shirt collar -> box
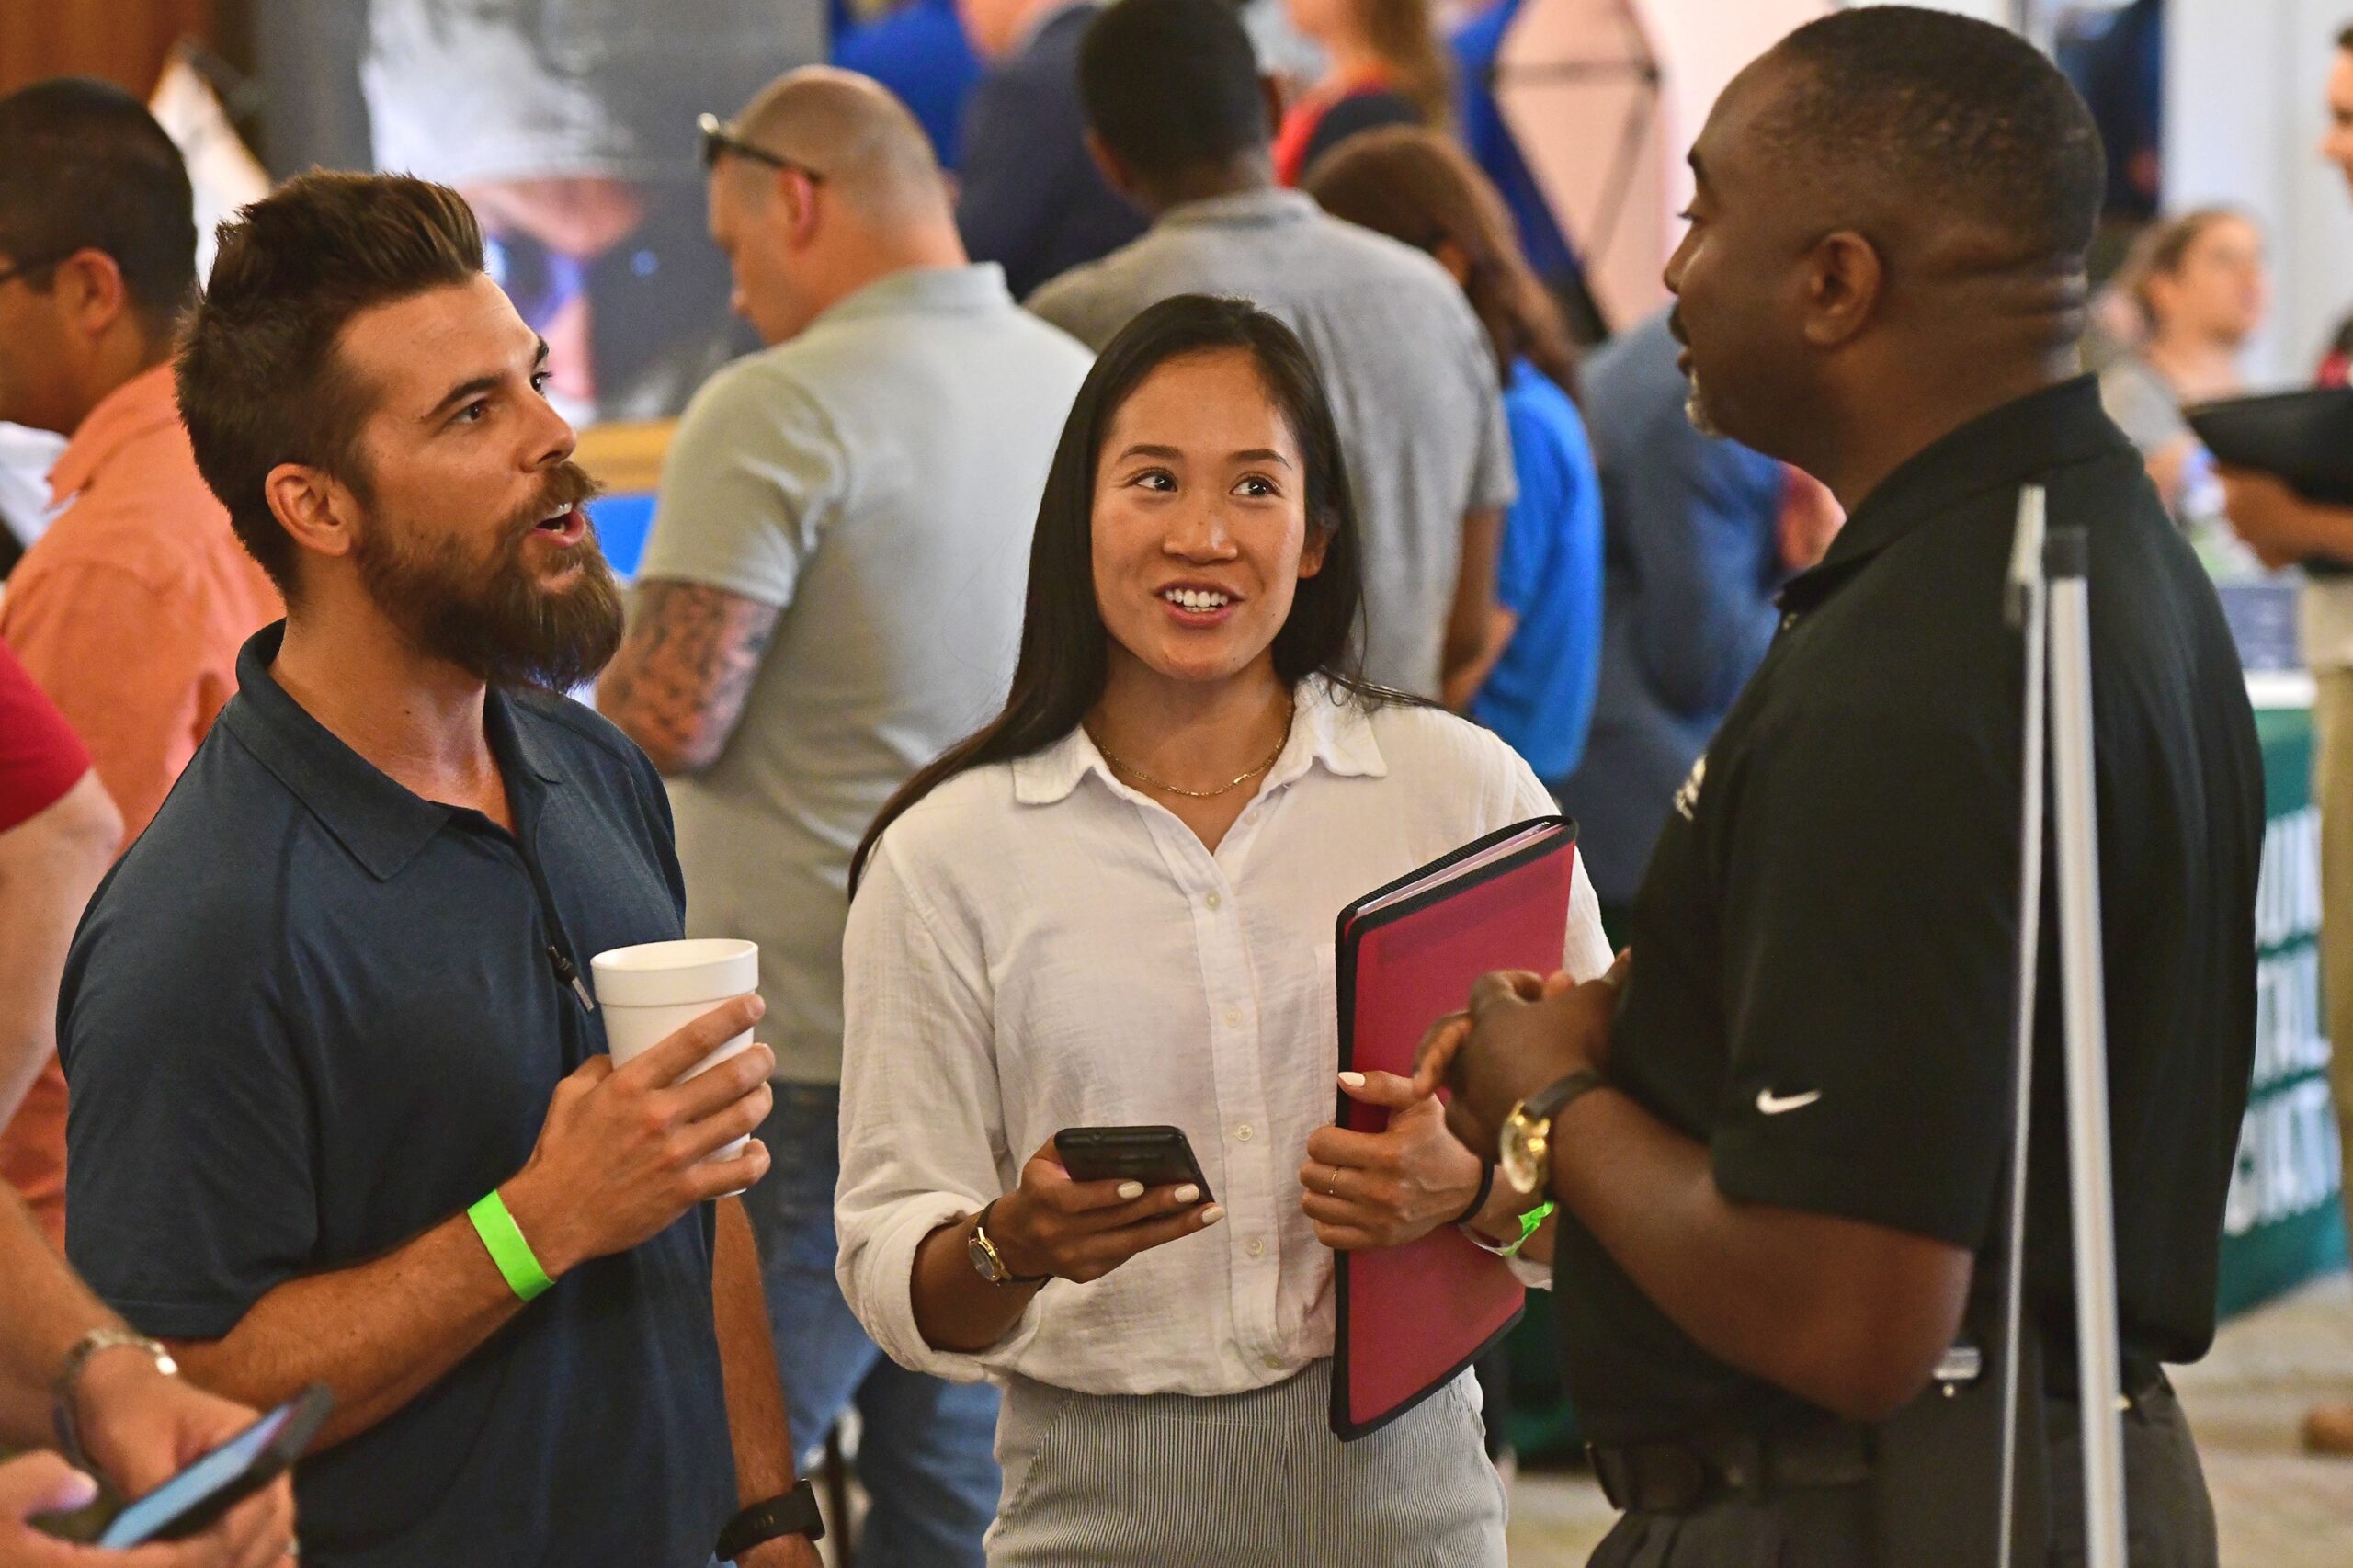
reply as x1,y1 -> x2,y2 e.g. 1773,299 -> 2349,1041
1011,676 -> 1388,806
1781,376 -> 2126,610
1158,187 -> 1321,233
810,264 -> 1015,333
217,622 -> 563,881
48,363 -> 183,504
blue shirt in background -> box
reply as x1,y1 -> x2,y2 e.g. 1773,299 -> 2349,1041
833,0 -> 983,170
1452,0 -> 1580,290
61,625 -> 736,1567
958,1 -> 1148,299
1471,358 -> 1603,784
1556,312 -> 1788,905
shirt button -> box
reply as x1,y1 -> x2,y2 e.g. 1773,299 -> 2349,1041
1780,611 -> 1800,631
1246,1237 -> 1267,1258
1235,1123 -> 1255,1142
1222,1007 -> 1242,1028
1206,892 -> 1223,911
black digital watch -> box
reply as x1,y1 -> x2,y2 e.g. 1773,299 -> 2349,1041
715,1480 -> 825,1560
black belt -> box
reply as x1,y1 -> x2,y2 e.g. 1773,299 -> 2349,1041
1590,1366 -> 2171,1517
1587,1421 -> 1872,1515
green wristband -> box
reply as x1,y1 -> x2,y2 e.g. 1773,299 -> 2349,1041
468,1190 -> 555,1301
1502,1200 -> 1556,1258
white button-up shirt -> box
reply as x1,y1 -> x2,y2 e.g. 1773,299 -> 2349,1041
835,680 -> 1612,1397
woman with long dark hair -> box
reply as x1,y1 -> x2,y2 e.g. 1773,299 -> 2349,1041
835,295 -> 1610,1562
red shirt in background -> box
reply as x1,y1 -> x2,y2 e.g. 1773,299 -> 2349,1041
0,639 -> 88,828
0,641 -> 94,1244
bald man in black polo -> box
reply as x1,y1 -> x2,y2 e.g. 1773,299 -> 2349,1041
1421,9 -> 2262,1565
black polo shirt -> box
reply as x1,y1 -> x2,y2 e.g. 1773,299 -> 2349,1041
1554,378 -> 2265,1444
61,624 -> 737,1566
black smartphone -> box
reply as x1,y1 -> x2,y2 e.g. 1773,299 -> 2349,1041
1053,1125 -> 1213,1200
96,1383 -> 334,1547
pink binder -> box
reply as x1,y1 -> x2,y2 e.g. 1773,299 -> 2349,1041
1330,817 -> 1580,1440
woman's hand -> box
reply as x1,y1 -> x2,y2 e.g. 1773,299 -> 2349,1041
1298,1072 -> 1485,1251
990,1141 -> 1222,1284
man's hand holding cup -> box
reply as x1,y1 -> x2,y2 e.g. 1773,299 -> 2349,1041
502,994 -> 774,1279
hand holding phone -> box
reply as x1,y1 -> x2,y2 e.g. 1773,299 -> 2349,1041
96,1385 -> 330,1550
985,1129 -> 1222,1285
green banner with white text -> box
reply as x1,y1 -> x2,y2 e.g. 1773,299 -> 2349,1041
2217,706 -> 2347,1318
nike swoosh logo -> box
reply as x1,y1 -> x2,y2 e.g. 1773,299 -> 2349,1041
1756,1088 -> 1823,1116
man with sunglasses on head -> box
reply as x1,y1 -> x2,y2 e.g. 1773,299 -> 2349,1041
601,68 -> 1090,1567
0,80 -> 279,1246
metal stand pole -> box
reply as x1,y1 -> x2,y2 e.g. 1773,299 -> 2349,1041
1997,488 -> 2048,1568
2046,520 -> 2131,1568
1998,494 -> 2127,1568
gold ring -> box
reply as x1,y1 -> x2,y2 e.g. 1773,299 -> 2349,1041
1325,1165 -> 1342,1198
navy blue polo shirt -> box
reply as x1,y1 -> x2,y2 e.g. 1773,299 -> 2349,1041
61,624 -> 737,1567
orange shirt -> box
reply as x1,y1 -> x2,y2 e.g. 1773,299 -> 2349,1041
0,364 -> 280,1245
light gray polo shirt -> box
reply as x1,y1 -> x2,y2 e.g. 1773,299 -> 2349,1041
1027,187 -> 1516,697
635,264 -> 1092,1083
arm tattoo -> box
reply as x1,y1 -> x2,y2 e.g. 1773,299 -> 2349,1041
598,580 -> 781,774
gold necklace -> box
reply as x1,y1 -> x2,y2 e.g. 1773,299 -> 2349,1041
1089,710 -> 1296,799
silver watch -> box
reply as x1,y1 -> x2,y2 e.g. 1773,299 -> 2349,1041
53,1328 -> 177,1471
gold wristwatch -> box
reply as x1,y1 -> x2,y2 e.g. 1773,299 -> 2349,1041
967,1200 -> 1050,1287
1499,1068 -> 1607,1199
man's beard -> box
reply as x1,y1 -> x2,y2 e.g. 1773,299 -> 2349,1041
352,460 -> 624,694
1684,371 -> 1723,440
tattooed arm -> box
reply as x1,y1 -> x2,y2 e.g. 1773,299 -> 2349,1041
597,580 -> 783,775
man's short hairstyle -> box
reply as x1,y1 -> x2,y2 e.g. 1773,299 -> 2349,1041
1078,0 -> 1268,186
177,172 -> 484,595
0,77 -> 196,332
2339,21 -> 2353,51
1763,6 -> 2105,269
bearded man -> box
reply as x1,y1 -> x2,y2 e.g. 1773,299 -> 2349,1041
56,173 -> 822,1568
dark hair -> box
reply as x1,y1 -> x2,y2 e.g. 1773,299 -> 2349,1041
1079,0 -> 1269,186
0,78 -> 195,334
852,294 -> 1376,890
1765,6 -> 2104,268
1305,126 -> 1577,394
2340,21 -> 2353,51
176,172 -> 485,596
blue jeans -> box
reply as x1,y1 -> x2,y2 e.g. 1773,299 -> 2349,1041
740,1083 -> 1001,1567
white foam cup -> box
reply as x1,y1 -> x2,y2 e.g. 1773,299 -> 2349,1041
590,938 -> 762,1183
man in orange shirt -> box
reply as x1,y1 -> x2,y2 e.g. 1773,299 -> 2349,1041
0,79 -> 280,1243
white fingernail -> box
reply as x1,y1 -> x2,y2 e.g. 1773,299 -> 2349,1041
1199,1204 -> 1225,1225
1117,1180 -> 1144,1199
1338,1071 -> 1365,1088
1174,1184 -> 1201,1204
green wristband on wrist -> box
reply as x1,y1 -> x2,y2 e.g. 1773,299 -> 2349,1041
1501,1199 -> 1556,1258
468,1190 -> 555,1301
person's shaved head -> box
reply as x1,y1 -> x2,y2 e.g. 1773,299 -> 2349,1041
705,67 -> 966,346
730,65 -> 949,228
1755,7 -> 2102,276
1664,6 -> 2104,504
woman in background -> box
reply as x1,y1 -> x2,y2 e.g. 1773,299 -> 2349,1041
1308,127 -> 1603,790
1272,0 -> 1449,185
835,295 -> 1609,1564
2097,205 -> 2269,574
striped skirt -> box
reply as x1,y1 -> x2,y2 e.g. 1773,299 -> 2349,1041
983,1359 -> 1509,1567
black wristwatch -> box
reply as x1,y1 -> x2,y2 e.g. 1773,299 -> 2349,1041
716,1480 -> 824,1560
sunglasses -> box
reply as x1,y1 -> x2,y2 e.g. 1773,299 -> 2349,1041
696,114 -> 826,183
